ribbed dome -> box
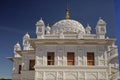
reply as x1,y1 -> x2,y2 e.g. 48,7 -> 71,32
52,19 -> 85,34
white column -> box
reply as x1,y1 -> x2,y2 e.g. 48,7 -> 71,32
43,72 -> 45,80
97,71 -> 99,80
63,71 -> 65,80
56,72 -> 58,80
106,72 -> 109,80
63,53 -> 67,66
35,71 -> 37,80
75,51 -> 78,65
77,72 -> 79,80
109,63 -> 111,75
43,54 -> 47,66
104,51 -> 107,66
55,52 -> 58,65
83,54 -> 86,66
85,72 -> 86,80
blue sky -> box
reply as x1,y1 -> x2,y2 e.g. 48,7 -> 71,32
114,0 -> 120,70
0,0 -> 116,78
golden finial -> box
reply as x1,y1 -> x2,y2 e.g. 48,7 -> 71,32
65,8 -> 70,19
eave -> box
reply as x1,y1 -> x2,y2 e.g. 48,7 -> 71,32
29,38 -> 116,48
16,50 -> 35,56
7,57 -> 21,62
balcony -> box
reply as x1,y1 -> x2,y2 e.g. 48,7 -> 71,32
107,47 -> 118,62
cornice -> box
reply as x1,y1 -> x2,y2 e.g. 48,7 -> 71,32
7,57 -> 21,62
35,65 -> 108,70
29,38 -> 116,48
16,50 -> 35,56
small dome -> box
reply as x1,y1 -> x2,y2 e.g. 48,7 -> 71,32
97,18 -> 106,25
86,24 -> 91,34
14,42 -> 21,51
86,24 -> 91,29
15,42 -> 20,47
36,18 -> 45,26
52,19 -> 85,34
46,24 -> 51,31
23,32 -> 30,39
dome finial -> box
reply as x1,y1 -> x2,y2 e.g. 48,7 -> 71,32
66,8 -> 70,19
40,17 -> 42,20
65,0 -> 70,19
99,17 -> 102,20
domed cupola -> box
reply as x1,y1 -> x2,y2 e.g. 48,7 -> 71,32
51,8 -> 85,34
97,17 -> 106,25
23,33 -> 31,50
86,24 -> 91,34
46,24 -> 51,35
36,18 -> 45,39
14,42 -> 21,51
52,19 -> 85,34
96,17 -> 106,39
36,18 -> 45,26
14,42 -> 21,57
23,32 -> 30,40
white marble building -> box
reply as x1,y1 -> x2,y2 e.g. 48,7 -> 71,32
8,9 -> 119,80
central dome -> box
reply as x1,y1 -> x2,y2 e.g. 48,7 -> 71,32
52,19 -> 85,34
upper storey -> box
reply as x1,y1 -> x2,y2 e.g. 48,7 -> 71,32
36,8 -> 107,39
52,19 -> 85,34
36,17 -> 107,39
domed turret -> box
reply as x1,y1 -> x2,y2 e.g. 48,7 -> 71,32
36,18 -> 45,26
96,17 -> 106,39
23,32 -> 30,40
23,33 -> 31,50
14,42 -> 21,57
86,24 -> 91,34
97,17 -> 106,25
46,24 -> 51,35
14,42 -> 21,51
36,18 -> 45,39
52,19 -> 85,34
